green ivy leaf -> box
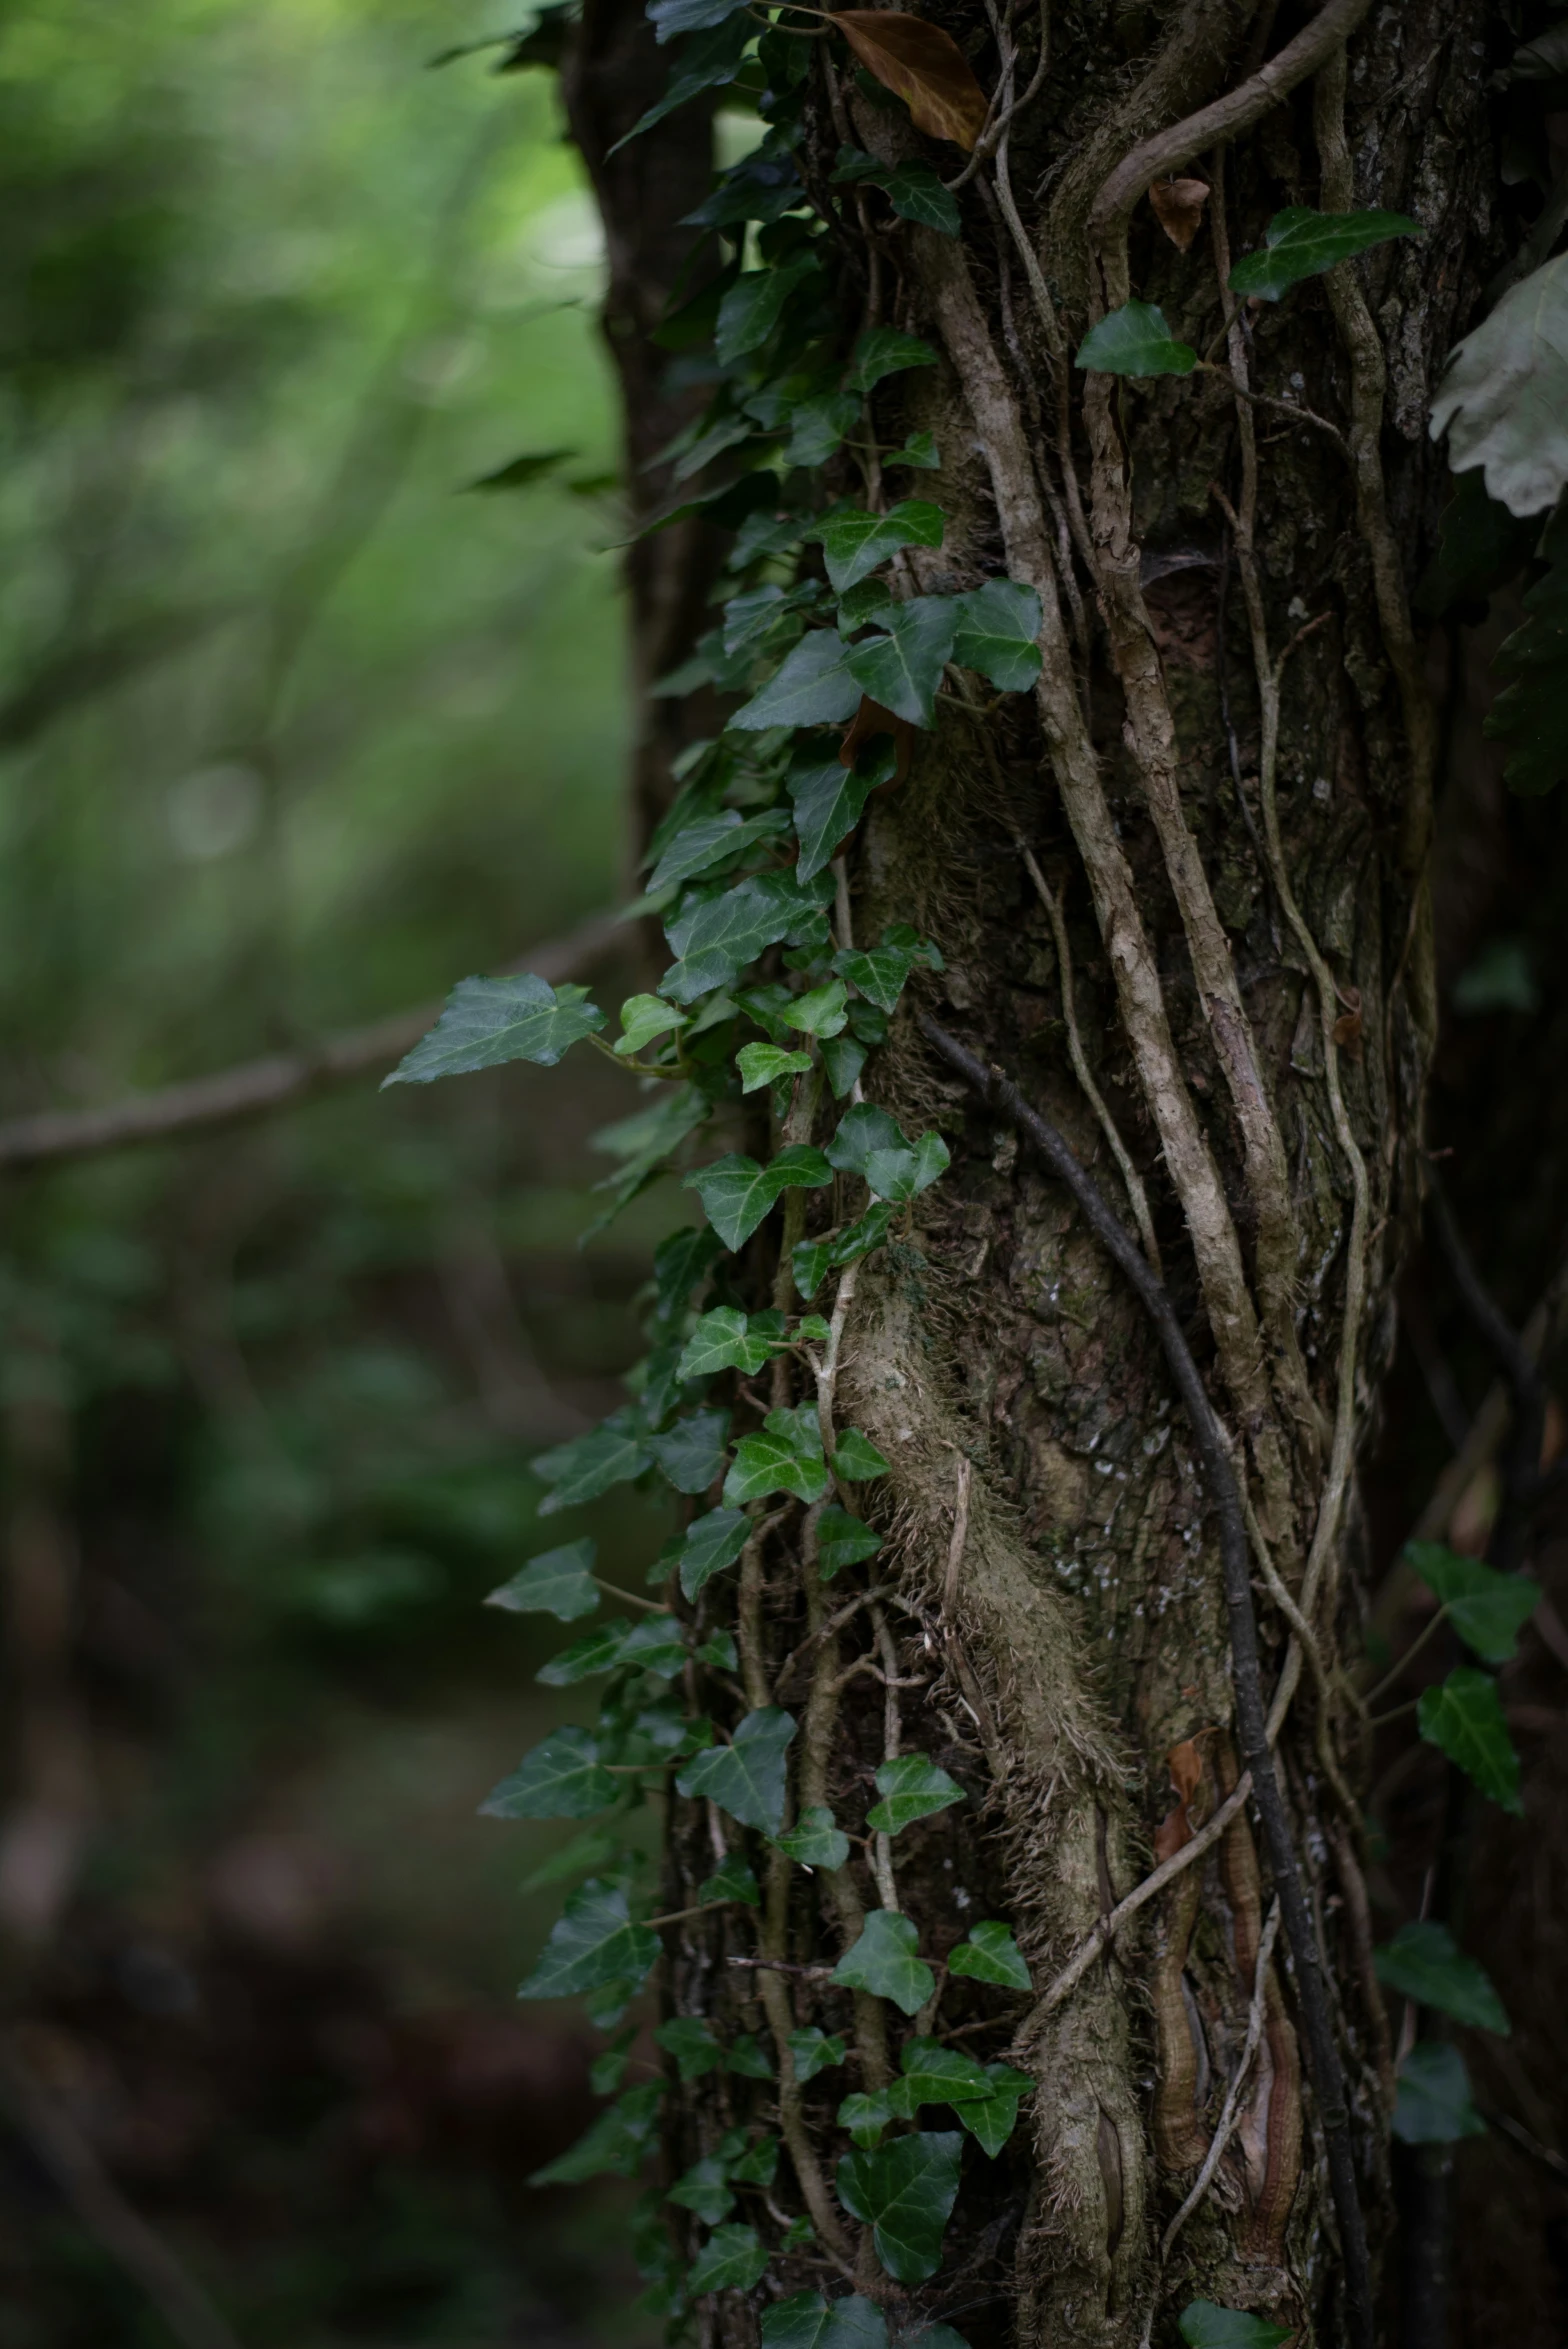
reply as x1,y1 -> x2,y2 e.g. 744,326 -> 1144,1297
830,1909 -> 935,2015
676,1706 -> 798,1834
792,1201 -> 895,1302
589,2028 -> 635,2097
521,1825 -> 624,1892
647,1406 -> 732,1495
613,994 -> 686,1059
785,389 -> 864,467
738,1041 -> 813,1092
699,1853 -> 761,1908
1417,1665 -> 1522,1812
791,977 -> 852,1036
649,809 -> 790,895
649,0 -> 748,40
832,1428 -> 892,1482
879,161 -> 962,235
819,502 -> 945,593
617,15 -> 752,147
695,1627 -> 740,1671
726,1424 -> 832,1506
680,1506 -> 751,1598
866,1753 -> 964,1835
678,1309 -> 789,1380
844,595 -> 958,727
1177,2304 -> 1294,2349
668,2153 -> 737,2224
1392,2042 -> 1486,2145
817,1505 -> 883,1579
533,1409 -> 652,1514
890,2037 -> 992,2112
845,326 -> 939,395
689,2221 -> 769,2294
893,429 -> 940,470
588,1083 -> 709,1230
722,584 -> 823,661
1074,300 -> 1196,377
947,1919 -> 1031,1990
530,2083 -> 664,2183
822,1035 -> 869,1099
1404,1541 -> 1542,1662
762,2294 -> 889,2349
686,1146 -> 833,1250
787,2027 -> 847,2082
951,579 -> 1043,691
827,1102 -> 950,1202
482,1727 -> 616,1819
1374,1920 -> 1509,2034
838,2088 -> 893,2147
656,2015 -> 725,2080
663,870 -> 830,1002
954,2062 -> 1033,2156
486,1538 -> 599,1621
716,253 -> 820,364
726,2031 -> 775,2078
1228,204 -> 1421,301
385,973 -> 605,1085
536,1617 -> 638,1686
774,1805 -> 851,1867
730,630 -> 864,730
836,2129 -> 963,2283
831,928 -> 941,1013
788,758 -> 879,882
518,1878 -> 660,1999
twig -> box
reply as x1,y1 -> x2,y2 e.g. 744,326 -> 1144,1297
0,2035 -> 247,2349
869,1600 -> 901,1911
0,911 -> 621,1170
1014,837 -> 1162,1276
1159,1897 -> 1283,2260
918,1012 -> 1373,2345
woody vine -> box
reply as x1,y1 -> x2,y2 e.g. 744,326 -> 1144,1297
408,5 -> 1566,2346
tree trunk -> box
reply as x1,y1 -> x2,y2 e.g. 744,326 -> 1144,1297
555,3 -> 1508,2342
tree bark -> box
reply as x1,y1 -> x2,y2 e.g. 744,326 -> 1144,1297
563,2 -> 1505,2341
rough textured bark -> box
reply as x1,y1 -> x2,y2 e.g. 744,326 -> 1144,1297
568,2 -> 1511,2341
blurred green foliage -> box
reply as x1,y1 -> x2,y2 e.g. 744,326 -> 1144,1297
0,3 -> 673,2342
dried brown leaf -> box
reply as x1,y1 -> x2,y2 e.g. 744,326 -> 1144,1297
840,694 -> 916,785
831,10 -> 989,152
1152,1734 -> 1208,1865
1148,176 -> 1210,253
1331,984 -> 1363,1061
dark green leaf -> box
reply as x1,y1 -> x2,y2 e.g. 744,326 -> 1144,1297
521,1826 -> 624,1892
532,1409 -> 652,1515
819,502 -> 945,594
466,449 -> 575,491
614,17 -> 753,149
650,0 -> 747,39
892,2037 -> 992,2109
786,390 -> 863,467
689,2222 -> 769,2294
695,1627 -> 740,1671
1417,1666 -> 1522,1813
1414,468 -> 1540,620
650,809 -> 789,894
680,1506 -> 752,1599
486,1538 -> 599,1621
1403,1541 -> 1541,1662
386,973 -> 605,1085
789,978 -> 851,1036
482,1728 -> 615,1819
588,1084 -> 709,1229
1392,2042 -> 1486,2145
838,2088 -> 892,2147
678,1308 -> 790,1380
830,1909 -> 935,2015
518,1878 -> 661,1999
892,428 -> 940,470
656,2014 -> 726,2081
676,1706 -> 798,1833
832,1428 -> 892,1483
685,1145 -> 833,1250
716,255 -> 820,365
835,2130 -> 963,2282
536,1618 -> 638,1686
844,596 -> 957,727
881,162 -> 961,235
589,2029 -> 635,2096
1483,505 -> 1568,794
822,1035 -> 869,1099
787,2027 -> 846,2082
792,1201 -> 895,1302
726,1425 -> 832,1506
763,2294 -> 889,2349
663,871 -> 828,1002
831,939 -> 917,1013
647,1406 -> 731,1495
1074,300 -> 1196,378
619,1612 -> 691,1676
817,1505 -> 883,1578
614,993 -> 687,1057
845,327 -> 939,395
1177,2304 -> 1293,2349
730,2134 -> 781,2186
726,2031 -> 774,2078
731,630 -> 864,731
1373,1920 -> 1509,2034
699,1853 -> 761,1908
531,2084 -> 664,2183
669,2154 -> 737,2224
685,147 -> 803,229
955,2063 -> 1032,2156
789,757 -> 879,882
947,1919 -> 1031,1990
827,1102 -> 950,1201
866,1753 -> 964,1835
773,1804 -> 851,1867
1228,204 -> 1421,301
950,579 -> 1043,691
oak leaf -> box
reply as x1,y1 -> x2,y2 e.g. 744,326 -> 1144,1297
831,10 -> 988,152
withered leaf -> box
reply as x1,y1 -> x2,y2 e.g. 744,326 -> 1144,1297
1152,1734 -> 1207,1866
1331,985 -> 1364,1061
840,694 -> 917,785
831,10 -> 989,152
1149,177 -> 1210,253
